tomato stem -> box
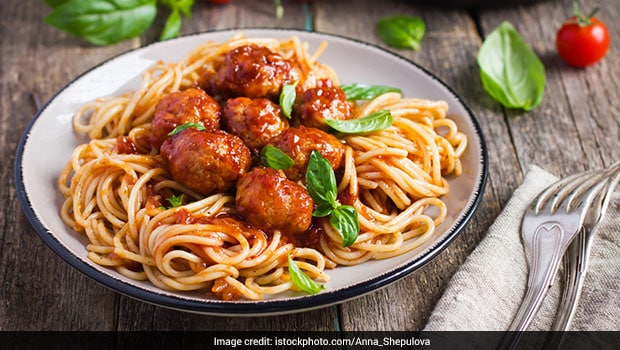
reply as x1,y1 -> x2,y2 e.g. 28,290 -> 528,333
572,0 -> 601,27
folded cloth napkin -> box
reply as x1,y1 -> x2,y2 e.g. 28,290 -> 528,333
423,165 -> 620,332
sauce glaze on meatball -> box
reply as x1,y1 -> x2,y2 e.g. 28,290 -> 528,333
222,97 -> 289,153
160,128 -> 251,196
210,44 -> 294,100
294,80 -> 353,131
150,88 -> 221,149
235,167 -> 314,235
268,126 -> 346,181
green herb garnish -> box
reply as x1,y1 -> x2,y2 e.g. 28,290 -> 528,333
167,122 -> 206,136
44,0 -> 195,46
159,194 -> 184,210
159,0 -> 195,41
305,151 -> 338,216
325,110 -> 393,134
166,194 -> 184,208
288,254 -> 324,294
279,80 -> 299,119
376,15 -> 426,51
340,83 -> 401,101
477,21 -> 545,111
260,145 -> 294,170
329,205 -> 360,248
305,151 -> 359,247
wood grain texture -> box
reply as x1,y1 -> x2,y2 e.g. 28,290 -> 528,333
1,0 -> 618,332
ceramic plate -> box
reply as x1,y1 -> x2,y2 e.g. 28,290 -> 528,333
15,29 -> 488,316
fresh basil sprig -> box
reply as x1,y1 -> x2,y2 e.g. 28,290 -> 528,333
159,0 -> 195,41
376,15 -> 426,51
260,145 -> 294,170
325,110 -> 393,134
44,0 -> 158,46
477,21 -> 545,111
167,122 -> 206,136
158,193 -> 184,210
44,0 -> 194,46
166,193 -> 183,208
340,83 -> 402,101
305,151 -> 338,217
305,151 -> 360,247
166,194 -> 184,208
287,254 -> 324,294
330,205 -> 359,247
279,80 -> 299,119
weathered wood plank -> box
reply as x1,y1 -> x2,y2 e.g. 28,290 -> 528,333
0,0 -> 135,330
117,297 -> 338,331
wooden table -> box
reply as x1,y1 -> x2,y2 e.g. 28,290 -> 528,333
1,0 -> 618,333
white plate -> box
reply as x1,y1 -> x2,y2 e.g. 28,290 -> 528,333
15,29 -> 488,316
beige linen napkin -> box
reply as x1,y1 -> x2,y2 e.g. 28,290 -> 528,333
423,165 -> 620,332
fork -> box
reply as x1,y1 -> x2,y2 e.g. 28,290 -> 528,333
498,167 -> 612,349
544,161 -> 620,348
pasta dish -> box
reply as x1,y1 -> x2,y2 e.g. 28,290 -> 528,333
58,33 -> 467,300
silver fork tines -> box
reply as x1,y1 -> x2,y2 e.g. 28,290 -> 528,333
545,161 -> 620,349
499,166 -> 615,350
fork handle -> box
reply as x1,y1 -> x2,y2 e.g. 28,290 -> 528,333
499,226 -> 568,349
552,230 -> 588,331
542,234 -> 586,350
512,226 -> 566,330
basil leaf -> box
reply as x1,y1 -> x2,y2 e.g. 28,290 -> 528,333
376,15 -> 426,51
160,0 -> 194,40
305,151 -> 337,213
340,83 -> 401,101
304,152 -> 360,248
288,255 -> 324,294
161,0 -> 194,16
160,9 -> 182,41
325,110 -> 393,134
330,205 -> 360,247
279,81 -> 299,119
168,122 -> 206,136
165,194 -> 184,208
312,202 -> 334,218
44,0 -> 158,46
477,21 -> 545,111
260,145 -> 294,170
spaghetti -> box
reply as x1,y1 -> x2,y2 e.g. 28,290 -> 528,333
58,33 -> 467,300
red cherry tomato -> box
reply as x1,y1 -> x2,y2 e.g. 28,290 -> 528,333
208,0 -> 230,4
556,3 -> 610,67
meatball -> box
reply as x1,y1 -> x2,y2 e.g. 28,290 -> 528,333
294,81 -> 353,131
222,97 -> 289,152
150,88 -> 221,149
160,128 -> 251,196
236,167 -> 314,235
211,44 -> 294,100
268,126 -> 346,181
